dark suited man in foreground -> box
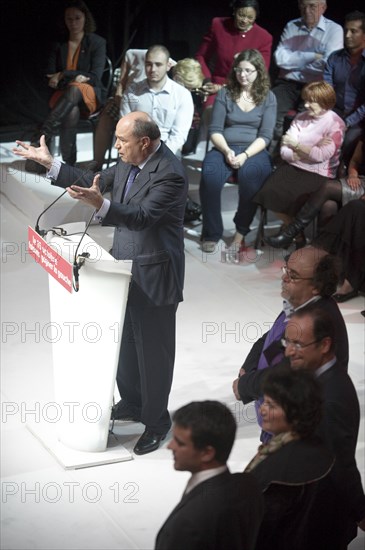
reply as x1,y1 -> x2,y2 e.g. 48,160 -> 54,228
155,401 -> 263,550
284,306 -> 365,546
14,111 -> 188,455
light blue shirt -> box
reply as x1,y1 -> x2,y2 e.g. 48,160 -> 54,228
120,76 -> 194,154
274,15 -> 343,83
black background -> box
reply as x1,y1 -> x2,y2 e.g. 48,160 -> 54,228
0,0 -> 359,129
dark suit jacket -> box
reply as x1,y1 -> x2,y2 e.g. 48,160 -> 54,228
316,363 -> 365,540
52,142 -> 188,306
155,471 -> 263,550
47,33 -> 107,104
250,438 -> 340,550
238,296 -> 349,404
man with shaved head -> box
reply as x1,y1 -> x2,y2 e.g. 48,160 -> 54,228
14,110 -> 188,455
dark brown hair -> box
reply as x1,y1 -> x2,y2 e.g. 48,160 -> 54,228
226,49 -> 270,104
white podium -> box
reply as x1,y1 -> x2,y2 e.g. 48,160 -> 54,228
28,223 -> 133,468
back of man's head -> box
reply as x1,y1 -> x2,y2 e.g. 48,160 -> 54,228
288,246 -> 340,297
173,401 -> 236,464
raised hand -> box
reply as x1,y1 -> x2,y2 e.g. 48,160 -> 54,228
12,135 -> 54,170
67,173 -> 103,210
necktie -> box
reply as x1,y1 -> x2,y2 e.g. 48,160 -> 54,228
124,165 -> 140,199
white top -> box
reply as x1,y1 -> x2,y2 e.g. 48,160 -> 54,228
119,76 -> 194,154
274,15 -> 343,83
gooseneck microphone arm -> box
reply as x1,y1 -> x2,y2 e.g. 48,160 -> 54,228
35,161 -> 98,237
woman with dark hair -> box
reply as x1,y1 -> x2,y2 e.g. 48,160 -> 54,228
254,81 -> 346,248
200,49 -> 276,252
245,366 -> 340,550
26,0 -> 106,172
196,0 -> 272,108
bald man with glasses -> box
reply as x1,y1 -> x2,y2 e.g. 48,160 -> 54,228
232,246 -> 349,442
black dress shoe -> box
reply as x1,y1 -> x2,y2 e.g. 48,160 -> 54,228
133,430 -> 167,455
333,290 -> 358,303
111,400 -> 141,422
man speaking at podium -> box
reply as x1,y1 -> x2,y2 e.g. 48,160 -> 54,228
14,111 -> 188,455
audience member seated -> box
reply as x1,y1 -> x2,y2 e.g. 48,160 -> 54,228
199,49 -> 276,253
172,58 -> 206,156
315,197 -> 365,302
244,367 -> 339,550
232,246 -> 349,442
155,401 -> 263,550
269,0 -> 343,157
93,48 -> 177,170
266,132 -> 364,249
324,11 -> 365,167
118,45 -> 194,159
196,0 -> 272,110
255,81 -> 345,249
26,0 -> 106,173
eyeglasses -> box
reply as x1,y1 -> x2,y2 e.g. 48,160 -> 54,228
281,337 -> 321,350
234,68 -> 257,76
281,265 -> 313,282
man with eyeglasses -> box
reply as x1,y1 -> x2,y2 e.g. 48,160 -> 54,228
270,0 -> 343,156
284,306 -> 365,544
232,246 -> 348,441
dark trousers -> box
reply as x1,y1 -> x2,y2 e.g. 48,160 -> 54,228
116,289 -> 177,435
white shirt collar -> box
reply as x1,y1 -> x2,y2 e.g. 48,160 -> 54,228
315,356 -> 337,377
283,295 -> 321,318
184,465 -> 227,495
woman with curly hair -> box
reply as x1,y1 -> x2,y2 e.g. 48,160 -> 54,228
199,49 -> 276,252
245,366 -> 339,550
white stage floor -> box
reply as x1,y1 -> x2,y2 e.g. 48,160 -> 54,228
1,135 -> 364,549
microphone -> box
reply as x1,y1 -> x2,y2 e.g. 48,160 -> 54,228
35,160 -> 98,236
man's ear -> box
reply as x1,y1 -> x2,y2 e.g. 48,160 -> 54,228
141,136 -> 151,149
320,336 -> 332,354
201,445 -> 216,464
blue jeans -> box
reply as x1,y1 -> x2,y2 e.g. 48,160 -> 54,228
199,146 -> 273,241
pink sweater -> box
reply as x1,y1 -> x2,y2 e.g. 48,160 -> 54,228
280,110 -> 346,178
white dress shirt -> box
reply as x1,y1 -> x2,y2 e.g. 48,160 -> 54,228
274,15 -> 343,83
120,76 -> 194,154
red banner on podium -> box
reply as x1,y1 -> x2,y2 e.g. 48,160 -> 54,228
28,226 -> 73,293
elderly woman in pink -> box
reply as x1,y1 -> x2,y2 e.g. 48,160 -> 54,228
255,81 -> 345,247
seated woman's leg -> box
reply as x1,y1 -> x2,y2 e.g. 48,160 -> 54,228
41,85 -> 83,141
199,148 -> 232,243
315,199 -> 365,299
93,102 -> 118,170
60,106 -> 80,165
318,200 -> 339,228
266,179 -> 343,248
234,150 -> 273,240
